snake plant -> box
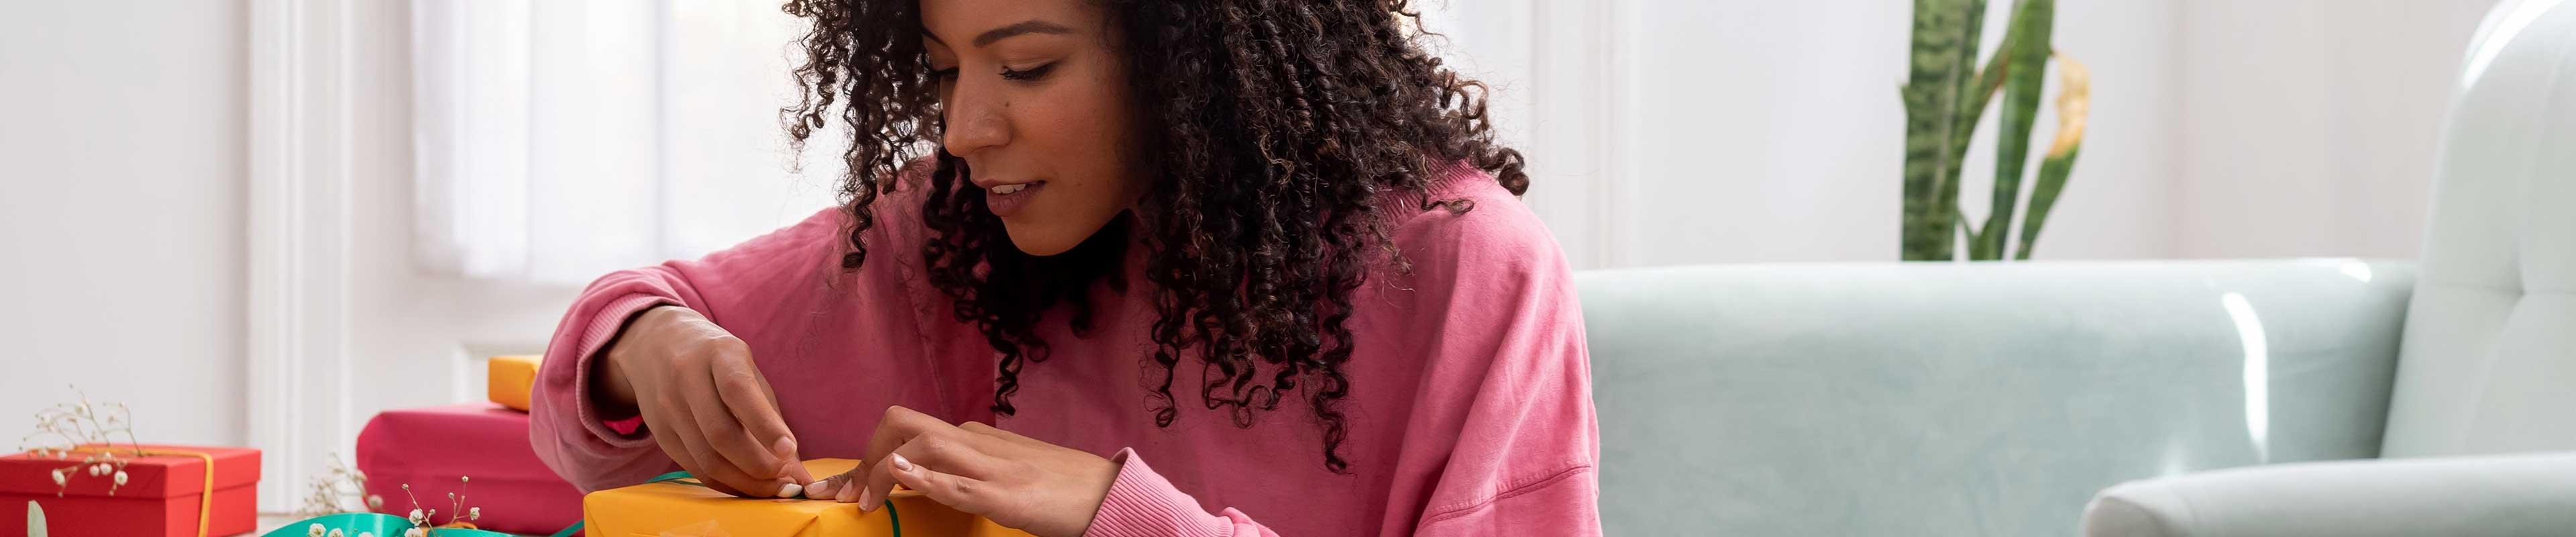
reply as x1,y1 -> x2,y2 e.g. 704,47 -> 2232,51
1900,0 -> 2091,260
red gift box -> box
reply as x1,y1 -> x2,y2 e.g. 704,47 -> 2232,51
0,444 -> 260,537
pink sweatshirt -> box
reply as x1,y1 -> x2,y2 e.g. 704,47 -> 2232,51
528,165 -> 1601,536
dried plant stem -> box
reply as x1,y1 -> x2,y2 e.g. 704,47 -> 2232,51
18,387 -> 144,496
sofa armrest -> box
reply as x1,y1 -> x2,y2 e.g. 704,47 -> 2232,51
2082,451 -> 2576,536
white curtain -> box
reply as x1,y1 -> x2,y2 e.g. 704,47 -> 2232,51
409,0 -> 846,285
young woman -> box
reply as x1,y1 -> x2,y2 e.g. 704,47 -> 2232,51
528,0 -> 1598,534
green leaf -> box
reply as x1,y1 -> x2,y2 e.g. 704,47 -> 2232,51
2015,146 -> 2081,260
1900,0 -> 1988,260
1974,0 -> 2051,260
2017,52 -> 2090,260
1951,18 -> 2017,166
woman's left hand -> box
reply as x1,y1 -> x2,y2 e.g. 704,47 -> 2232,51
804,405 -> 1120,537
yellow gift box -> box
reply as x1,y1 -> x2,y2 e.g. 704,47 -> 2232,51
583,458 -> 1028,537
488,354 -> 540,411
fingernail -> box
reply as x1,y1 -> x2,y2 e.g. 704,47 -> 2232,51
806,478 -> 836,498
838,481 -> 861,503
890,453 -> 913,473
775,482 -> 804,499
857,485 -> 877,510
771,436 -> 798,458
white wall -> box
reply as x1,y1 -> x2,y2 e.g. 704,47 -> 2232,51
2176,0 -> 2498,259
1425,0 -> 2496,268
0,0 -> 248,447
1617,0 -> 2184,265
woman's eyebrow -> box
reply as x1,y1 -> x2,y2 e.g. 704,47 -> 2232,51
959,19 -> 1073,47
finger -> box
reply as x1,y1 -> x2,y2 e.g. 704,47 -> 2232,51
752,356 -> 784,407
854,405 -> 942,499
804,471 -> 837,499
712,350 -> 794,444
645,411 -> 742,497
721,358 -> 808,485
858,413 -> 949,510
690,360 -> 790,484
811,470 -> 870,503
855,405 -> 959,509
806,455 -> 871,503
859,430 -> 1002,512
667,385 -> 790,497
835,474 -> 863,502
642,402 -> 751,497
755,371 -> 797,479
682,432 -> 790,497
887,452 -> 998,516
861,405 -> 945,472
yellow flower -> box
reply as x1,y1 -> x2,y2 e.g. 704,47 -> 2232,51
2045,52 -> 2092,158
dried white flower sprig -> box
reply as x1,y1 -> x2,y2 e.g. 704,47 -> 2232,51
294,454 -> 384,518
303,524 -> 375,537
17,386 -> 142,497
396,475 -> 486,536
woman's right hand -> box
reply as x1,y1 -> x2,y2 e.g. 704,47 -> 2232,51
596,305 -> 814,497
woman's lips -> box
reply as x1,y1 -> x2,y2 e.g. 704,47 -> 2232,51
984,181 -> 1046,217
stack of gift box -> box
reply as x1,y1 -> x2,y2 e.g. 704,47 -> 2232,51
352,355 -> 584,535
8,356 -> 1018,536
368,356 -> 1024,536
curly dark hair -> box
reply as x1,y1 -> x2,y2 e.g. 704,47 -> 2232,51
781,0 -> 1527,473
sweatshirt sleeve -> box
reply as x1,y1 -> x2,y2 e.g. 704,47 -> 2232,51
1081,449 -> 1280,537
1083,178 -> 1601,536
1391,193 -> 1603,536
527,205 -> 881,492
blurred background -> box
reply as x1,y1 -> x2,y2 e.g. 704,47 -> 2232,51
0,0 -> 2506,514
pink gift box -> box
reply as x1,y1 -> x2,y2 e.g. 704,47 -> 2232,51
356,403 -> 581,535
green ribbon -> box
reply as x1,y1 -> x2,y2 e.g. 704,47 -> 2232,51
258,513 -> 512,537
547,471 -> 898,537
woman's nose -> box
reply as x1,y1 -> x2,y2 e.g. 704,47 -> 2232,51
941,81 -> 1009,156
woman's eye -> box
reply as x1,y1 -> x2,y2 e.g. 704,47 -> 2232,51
930,67 -> 960,81
999,62 -> 1057,81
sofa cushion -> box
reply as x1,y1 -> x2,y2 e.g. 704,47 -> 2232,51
2381,0 -> 2576,458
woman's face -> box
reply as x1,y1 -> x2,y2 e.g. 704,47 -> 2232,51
922,0 -> 1145,256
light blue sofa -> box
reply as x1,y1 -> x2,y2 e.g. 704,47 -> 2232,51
1582,2 -> 2576,534
1578,260 -> 2416,534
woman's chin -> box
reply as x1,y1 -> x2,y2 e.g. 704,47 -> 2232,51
1002,224 -> 1084,256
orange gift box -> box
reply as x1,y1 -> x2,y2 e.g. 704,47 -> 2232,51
0,444 -> 260,537
583,458 -> 1027,537
486,354 -> 541,412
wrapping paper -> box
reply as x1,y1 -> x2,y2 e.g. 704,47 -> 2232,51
583,458 -> 1026,537
0,444 -> 260,537
356,403 -> 582,535
486,354 -> 541,412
